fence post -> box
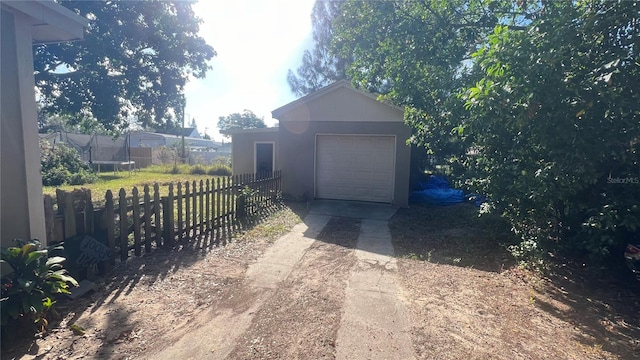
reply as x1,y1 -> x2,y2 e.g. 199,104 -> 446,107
192,180 -> 197,238
132,187 -> 141,257
185,181 -> 190,238
221,177 -> 228,232
199,180 -> 204,237
154,183 -> 161,248
43,195 -> 55,244
84,190 -> 94,235
177,182 -> 183,242
205,179 -> 210,235
59,191 -> 76,240
105,190 -> 115,269
249,173 -> 255,217
232,175 -> 239,229
143,185 -> 152,253
230,176 -> 235,229
216,177 -> 222,230
118,188 -> 128,261
163,183 -> 175,247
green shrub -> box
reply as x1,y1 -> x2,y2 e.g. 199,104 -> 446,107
207,164 -> 232,176
190,164 -> 207,175
41,166 -> 70,187
40,140 -> 97,186
459,2 -> 640,266
1,239 -> 78,334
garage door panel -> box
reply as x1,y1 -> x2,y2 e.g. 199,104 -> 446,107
316,135 -> 394,203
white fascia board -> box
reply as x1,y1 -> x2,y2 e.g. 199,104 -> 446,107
2,0 -> 89,44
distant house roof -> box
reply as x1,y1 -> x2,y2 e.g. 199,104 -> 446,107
132,131 -> 219,150
39,132 -> 125,150
163,128 -> 200,138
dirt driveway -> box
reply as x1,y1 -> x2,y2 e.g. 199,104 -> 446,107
4,202 -> 639,359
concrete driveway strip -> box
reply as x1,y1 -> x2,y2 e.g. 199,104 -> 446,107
150,214 -> 331,360
245,214 -> 331,289
336,219 -> 416,360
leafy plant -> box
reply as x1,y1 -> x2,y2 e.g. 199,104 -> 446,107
40,140 -> 97,186
462,1 -> 640,265
237,186 -> 260,219
1,239 -> 78,333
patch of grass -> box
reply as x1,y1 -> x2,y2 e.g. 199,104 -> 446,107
42,165 -> 227,201
147,164 -> 232,176
238,206 -> 303,243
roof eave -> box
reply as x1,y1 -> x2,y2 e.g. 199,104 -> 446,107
3,0 -> 89,44
271,80 -> 404,120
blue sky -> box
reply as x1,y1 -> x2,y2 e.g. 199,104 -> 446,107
184,0 -> 316,141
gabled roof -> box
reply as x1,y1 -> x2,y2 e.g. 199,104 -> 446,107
271,80 -> 403,119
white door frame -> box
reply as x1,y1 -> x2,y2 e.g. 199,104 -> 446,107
253,141 -> 275,175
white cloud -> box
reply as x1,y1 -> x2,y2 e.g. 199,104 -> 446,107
184,0 -> 316,141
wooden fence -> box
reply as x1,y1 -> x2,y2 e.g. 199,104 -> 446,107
44,171 -> 281,269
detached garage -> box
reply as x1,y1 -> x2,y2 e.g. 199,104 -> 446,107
230,80 -> 411,207
315,135 -> 396,203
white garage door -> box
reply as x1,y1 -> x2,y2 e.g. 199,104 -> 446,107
316,135 -> 395,203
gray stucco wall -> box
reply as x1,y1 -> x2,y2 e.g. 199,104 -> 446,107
1,9 -> 31,244
270,84 -> 412,207
278,121 -> 411,207
231,130 -> 279,176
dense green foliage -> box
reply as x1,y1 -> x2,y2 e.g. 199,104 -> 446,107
464,1 -> 640,262
328,0 -> 639,265
217,110 -> 266,137
1,239 -> 78,333
40,140 -> 97,186
34,0 -> 215,131
287,0 -> 349,96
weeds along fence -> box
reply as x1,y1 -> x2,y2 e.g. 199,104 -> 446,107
43,171 -> 282,268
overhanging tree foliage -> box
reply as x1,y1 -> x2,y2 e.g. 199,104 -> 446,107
333,0 -> 537,159
217,110 -> 266,138
331,0 -> 639,264
464,1 -> 640,262
287,0 -> 350,96
34,0 -> 216,132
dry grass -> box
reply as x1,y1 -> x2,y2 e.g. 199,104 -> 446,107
390,202 -> 640,359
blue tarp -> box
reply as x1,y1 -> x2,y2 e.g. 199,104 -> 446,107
409,175 -> 465,205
